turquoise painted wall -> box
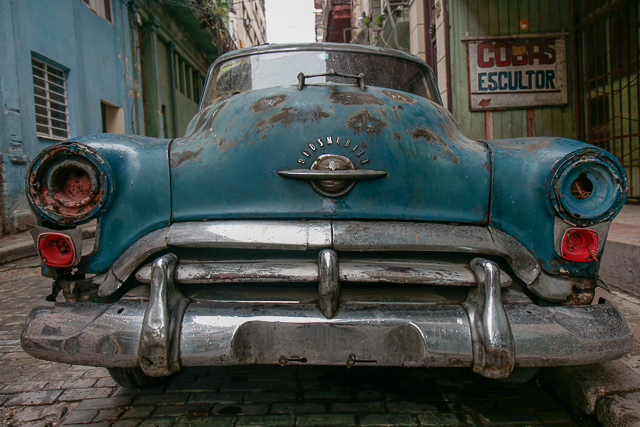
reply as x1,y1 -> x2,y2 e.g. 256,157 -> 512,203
0,0 -> 137,233
0,0 -> 217,234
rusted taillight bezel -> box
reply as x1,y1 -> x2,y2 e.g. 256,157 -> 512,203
27,143 -> 113,226
547,148 -> 627,226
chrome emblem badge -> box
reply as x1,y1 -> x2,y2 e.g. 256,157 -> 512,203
279,153 -> 388,198
310,154 -> 356,197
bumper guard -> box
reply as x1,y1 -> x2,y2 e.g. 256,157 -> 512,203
21,254 -> 633,379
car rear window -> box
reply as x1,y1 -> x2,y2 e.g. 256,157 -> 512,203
201,50 -> 439,108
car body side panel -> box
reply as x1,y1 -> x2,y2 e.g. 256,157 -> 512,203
66,134 -> 172,274
489,137 -> 599,277
171,85 -> 491,224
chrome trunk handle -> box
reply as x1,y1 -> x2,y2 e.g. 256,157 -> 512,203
297,69 -> 366,91
278,169 -> 387,181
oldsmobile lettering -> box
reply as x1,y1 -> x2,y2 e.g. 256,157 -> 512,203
298,135 -> 369,166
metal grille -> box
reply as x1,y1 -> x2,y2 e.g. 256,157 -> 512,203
32,58 -> 70,140
103,0 -> 112,23
80,0 -> 113,24
573,0 -> 640,199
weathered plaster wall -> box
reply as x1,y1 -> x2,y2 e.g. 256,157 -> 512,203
137,0 -> 213,138
0,0 -> 223,234
448,0 -> 576,141
0,0 -> 135,233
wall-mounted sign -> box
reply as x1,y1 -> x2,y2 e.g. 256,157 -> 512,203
465,34 -> 567,111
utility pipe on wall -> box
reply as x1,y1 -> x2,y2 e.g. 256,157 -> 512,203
168,42 -> 179,138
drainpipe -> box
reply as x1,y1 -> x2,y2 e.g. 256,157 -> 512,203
169,42 -> 179,138
151,17 -> 164,138
443,0 -> 452,112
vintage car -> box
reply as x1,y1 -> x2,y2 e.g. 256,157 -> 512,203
22,43 -> 633,388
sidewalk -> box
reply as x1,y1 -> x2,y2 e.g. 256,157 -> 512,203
1,207 -> 639,426
600,204 -> 640,297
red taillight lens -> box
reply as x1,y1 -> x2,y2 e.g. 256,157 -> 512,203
561,228 -> 600,262
37,232 -> 78,267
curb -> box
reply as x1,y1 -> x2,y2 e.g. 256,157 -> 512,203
0,227 -> 96,266
543,359 -> 640,426
601,240 -> 640,287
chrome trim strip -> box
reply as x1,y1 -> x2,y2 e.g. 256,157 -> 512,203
136,260 -> 318,284
96,228 -> 168,297
468,258 -> 515,379
97,221 -> 331,297
278,169 -> 388,181
21,299 -> 633,371
135,259 -> 512,288
339,260 -> 512,287
167,220 -> 332,250
95,220 -> 539,297
333,222 -> 540,284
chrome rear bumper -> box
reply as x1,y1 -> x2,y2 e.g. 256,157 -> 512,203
21,253 -> 633,379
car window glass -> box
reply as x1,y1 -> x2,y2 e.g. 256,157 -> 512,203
202,50 -> 436,108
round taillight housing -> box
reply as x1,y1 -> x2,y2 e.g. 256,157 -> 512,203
548,148 -> 627,226
27,143 -> 113,225
561,228 -> 599,262
37,232 -> 79,267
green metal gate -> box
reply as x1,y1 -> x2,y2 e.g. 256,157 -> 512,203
573,0 -> 640,199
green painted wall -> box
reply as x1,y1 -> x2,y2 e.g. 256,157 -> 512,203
157,39 -> 175,138
448,0 -> 576,141
137,0 -> 213,139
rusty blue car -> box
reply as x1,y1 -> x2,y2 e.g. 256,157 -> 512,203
22,43 -> 633,388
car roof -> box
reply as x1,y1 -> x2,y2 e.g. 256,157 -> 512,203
211,43 -> 432,71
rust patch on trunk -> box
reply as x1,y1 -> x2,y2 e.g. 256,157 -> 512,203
329,92 -> 384,105
412,128 -> 445,144
254,106 -> 331,133
382,90 -> 415,103
346,110 -> 386,137
170,147 -> 203,168
197,101 -> 228,132
393,132 -> 401,141
412,128 -> 460,165
252,95 -> 287,112
392,106 -> 400,121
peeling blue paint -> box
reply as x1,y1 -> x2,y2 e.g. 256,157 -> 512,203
171,85 -> 491,224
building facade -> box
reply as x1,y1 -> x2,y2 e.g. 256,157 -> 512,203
228,0 -> 267,49
0,0 -> 266,236
316,0 -> 639,200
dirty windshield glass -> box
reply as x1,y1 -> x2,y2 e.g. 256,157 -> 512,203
201,50 -> 437,108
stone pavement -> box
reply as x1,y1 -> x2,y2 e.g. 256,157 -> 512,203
1,205 -> 639,426
543,287 -> 640,427
0,257 -> 586,427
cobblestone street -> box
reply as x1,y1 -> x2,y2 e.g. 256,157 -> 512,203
1,256 -> 592,427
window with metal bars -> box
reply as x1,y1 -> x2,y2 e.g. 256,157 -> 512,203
574,0 -> 640,199
32,57 -> 70,140
80,0 -> 113,24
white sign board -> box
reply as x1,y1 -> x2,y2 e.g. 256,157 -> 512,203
466,36 -> 567,110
